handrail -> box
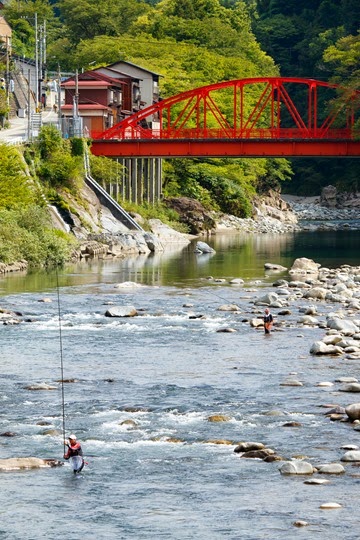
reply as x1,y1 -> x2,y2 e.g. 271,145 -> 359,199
83,149 -> 144,232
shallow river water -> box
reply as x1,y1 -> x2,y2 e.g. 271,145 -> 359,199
1,230 -> 360,540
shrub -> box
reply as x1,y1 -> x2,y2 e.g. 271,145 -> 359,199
70,137 -> 86,156
0,144 -> 37,208
0,206 -> 77,266
37,125 -> 63,159
38,151 -> 84,192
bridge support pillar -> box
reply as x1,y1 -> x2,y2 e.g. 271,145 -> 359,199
131,159 -> 138,203
105,157 -> 163,205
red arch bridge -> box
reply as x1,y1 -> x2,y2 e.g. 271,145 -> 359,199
91,77 -> 360,158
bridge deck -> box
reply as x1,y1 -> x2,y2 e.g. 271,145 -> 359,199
91,139 -> 360,158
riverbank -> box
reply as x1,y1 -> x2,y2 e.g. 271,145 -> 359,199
1,190 -> 359,275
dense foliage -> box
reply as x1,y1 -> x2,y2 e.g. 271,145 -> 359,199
3,0 -> 292,215
0,141 -> 76,266
252,0 -> 360,194
2,0 -> 359,207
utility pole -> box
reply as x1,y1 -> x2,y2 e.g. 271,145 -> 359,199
34,12 -> 38,110
5,35 -> 10,118
27,68 -> 31,140
74,68 -> 79,118
57,64 -> 62,134
73,68 -> 82,136
43,20 -> 47,83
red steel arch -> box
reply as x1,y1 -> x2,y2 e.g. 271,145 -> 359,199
92,77 -> 360,157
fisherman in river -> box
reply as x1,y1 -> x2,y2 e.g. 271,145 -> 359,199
64,434 -> 84,474
263,308 -> 273,334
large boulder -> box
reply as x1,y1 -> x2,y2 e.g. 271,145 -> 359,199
279,461 -> 314,475
195,241 -> 215,254
341,451 -> 360,462
148,219 -> 192,245
345,403 -> 360,421
254,292 -> 279,306
327,317 -> 359,335
289,258 -> 320,275
310,341 -> 343,356
164,197 -> 216,234
303,287 -> 327,300
320,185 -> 338,208
105,306 -> 137,317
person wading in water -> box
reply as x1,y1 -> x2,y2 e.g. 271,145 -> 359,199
263,308 -> 273,334
64,434 -> 84,474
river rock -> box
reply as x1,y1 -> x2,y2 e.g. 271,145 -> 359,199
254,292 -> 279,306
304,478 -> 330,485
147,218 -> 192,245
0,458 -> 63,471
288,280 -> 311,288
339,383 -> 360,393
25,383 -> 58,391
264,263 -> 287,272
320,502 -> 342,509
105,306 -> 137,317
317,464 -> 345,474
345,403 -> 360,421
298,315 -> 319,325
163,197 -> 216,234
143,232 -> 164,252
217,304 -> 240,312
207,414 -> 231,422
195,241 -> 215,254
279,461 -> 314,475
114,281 -> 142,289
216,327 -> 237,333
250,318 -> 265,328
229,278 -> 244,285
290,258 -> 320,275
41,429 -> 62,436
120,419 -> 138,427
341,450 -> 360,462
240,448 -> 275,459
323,335 -> 343,345
320,185 -> 338,207
272,279 -> 289,287
234,442 -> 265,453
310,341 -> 343,356
327,317 -> 359,335
280,379 -> 303,386
303,287 -> 327,300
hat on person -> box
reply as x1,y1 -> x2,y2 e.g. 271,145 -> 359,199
69,434 -> 76,441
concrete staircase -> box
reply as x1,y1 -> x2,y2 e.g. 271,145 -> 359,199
84,150 -> 144,232
30,112 -> 42,136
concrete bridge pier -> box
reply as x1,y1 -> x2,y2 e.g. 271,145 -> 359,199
106,157 -> 163,205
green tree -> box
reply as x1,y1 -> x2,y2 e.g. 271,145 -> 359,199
0,144 -> 37,208
57,0 -> 150,42
323,32 -> 360,88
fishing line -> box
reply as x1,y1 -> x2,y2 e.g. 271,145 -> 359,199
55,266 -> 66,456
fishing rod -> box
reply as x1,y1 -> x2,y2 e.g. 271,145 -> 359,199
55,266 -> 66,457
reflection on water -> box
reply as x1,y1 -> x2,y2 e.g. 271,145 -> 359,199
0,230 -> 359,295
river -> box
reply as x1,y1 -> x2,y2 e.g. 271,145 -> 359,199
0,230 -> 359,540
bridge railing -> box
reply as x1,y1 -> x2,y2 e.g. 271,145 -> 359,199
92,127 -> 359,141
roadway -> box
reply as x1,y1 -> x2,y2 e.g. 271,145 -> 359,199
0,107 -> 59,144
